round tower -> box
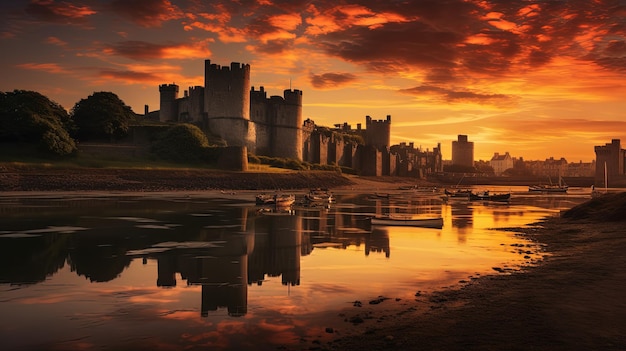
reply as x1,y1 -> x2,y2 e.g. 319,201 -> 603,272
204,60 -> 255,150
159,84 -> 179,122
273,89 -> 304,160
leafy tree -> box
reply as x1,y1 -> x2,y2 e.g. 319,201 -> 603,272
0,90 -> 77,156
71,91 -> 137,141
151,123 -> 211,162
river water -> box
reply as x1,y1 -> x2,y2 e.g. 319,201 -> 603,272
0,187 -> 591,350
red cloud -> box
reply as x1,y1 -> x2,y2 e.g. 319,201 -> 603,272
109,0 -> 184,27
25,0 -> 96,23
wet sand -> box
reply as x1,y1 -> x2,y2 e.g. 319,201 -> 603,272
1,166 -> 624,350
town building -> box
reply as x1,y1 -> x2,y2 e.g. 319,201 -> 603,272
490,152 -> 513,175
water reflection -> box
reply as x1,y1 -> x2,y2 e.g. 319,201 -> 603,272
0,191 -> 589,350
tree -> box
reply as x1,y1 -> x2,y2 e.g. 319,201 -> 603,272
71,92 -> 137,141
151,123 -> 211,162
0,90 -> 77,156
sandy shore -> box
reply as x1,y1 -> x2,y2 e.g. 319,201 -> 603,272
2,166 -> 624,350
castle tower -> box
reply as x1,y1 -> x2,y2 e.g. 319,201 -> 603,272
365,115 -> 391,149
452,134 -> 474,168
594,139 -> 625,187
204,60 -> 255,150
273,89 -> 303,160
159,84 -> 179,122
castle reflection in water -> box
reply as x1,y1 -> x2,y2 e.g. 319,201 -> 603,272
0,192 -> 574,319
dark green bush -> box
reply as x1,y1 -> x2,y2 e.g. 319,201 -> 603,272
151,124 -> 210,162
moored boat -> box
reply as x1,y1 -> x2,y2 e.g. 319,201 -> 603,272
256,193 -> 296,206
529,176 -> 568,193
469,191 -> 511,202
304,188 -> 334,203
444,189 -> 472,198
370,215 -> 444,228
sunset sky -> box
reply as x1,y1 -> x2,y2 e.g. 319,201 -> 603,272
1,0 -> 625,161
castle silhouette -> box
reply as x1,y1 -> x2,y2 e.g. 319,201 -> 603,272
156,60 -> 442,176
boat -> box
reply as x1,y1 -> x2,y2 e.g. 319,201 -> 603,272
256,193 -> 296,206
304,188 -> 334,203
370,215 -> 444,228
444,189 -> 472,198
528,176 -> 568,193
468,191 -> 511,202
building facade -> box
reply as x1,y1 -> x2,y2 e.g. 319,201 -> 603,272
490,152 -> 513,175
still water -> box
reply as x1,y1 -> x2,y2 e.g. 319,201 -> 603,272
0,187 -> 590,350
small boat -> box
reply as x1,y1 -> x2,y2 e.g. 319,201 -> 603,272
304,188 -> 334,203
444,189 -> 472,198
370,215 -> 444,228
469,191 -> 511,202
529,176 -> 568,193
256,193 -> 295,206
528,184 -> 568,193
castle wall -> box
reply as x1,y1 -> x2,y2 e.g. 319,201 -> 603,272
359,145 -> 382,176
318,134 -> 329,165
388,152 -> 398,176
217,146 -> 249,171
177,86 -> 205,122
301,119 -> 316,164
249,87 -> 303,159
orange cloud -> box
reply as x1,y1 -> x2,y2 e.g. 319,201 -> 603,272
104,40 -> 212,60
17,62 -> 71,74
45,36 -> 68,46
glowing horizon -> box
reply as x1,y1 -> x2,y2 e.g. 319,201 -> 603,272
2,0 -> 625,162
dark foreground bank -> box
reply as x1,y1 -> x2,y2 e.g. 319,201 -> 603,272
0,166 -> 357,191
318,192 -> 626,351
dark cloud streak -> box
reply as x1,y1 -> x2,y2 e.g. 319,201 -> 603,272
310,72 -> 358,89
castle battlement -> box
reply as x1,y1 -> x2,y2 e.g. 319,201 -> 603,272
159,84 -> 179,92
366,115 -> 391,125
